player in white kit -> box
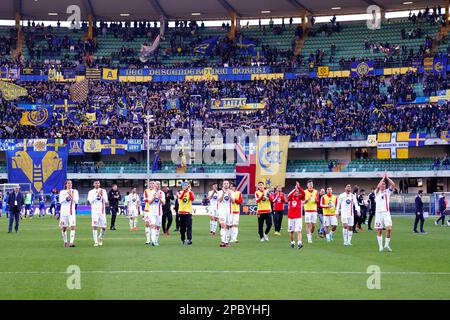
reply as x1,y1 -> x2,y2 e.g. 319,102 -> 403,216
143,181 -> 155,245
207,183 -> 219,236
59,180 -> 79,247
146,181 -> 165,246
87,180 -> 109,247
337,184 -> 360,246
217,180 -> 234,247
375,171 -> 396,252
126,187 -> 141,231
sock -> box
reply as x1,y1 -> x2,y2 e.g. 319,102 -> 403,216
307,233 -> 312,241
326,233 -> 330,241
133,218 -> 138,228
145,227 -> 151,242
99,229 -> 105,240
385,237 -> 390,247
348,231 -> 353,243
210,220 -> 214,232
377,236 -> 383,248
343,229 -> 348,243
330,230 -> 334,235
220,227 -> 226,243
129,218 -> 134,229
233,226 -> 238,241
226,228 -> 231,243
62,231 -> 67,243
212,221 -> 217,233
92,229 -> 98,243
70,230 -> 75,244
291,240 -> 295,245
154,229 -> 160,243
297,240 -> 302,245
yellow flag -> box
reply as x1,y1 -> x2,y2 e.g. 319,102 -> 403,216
0,81 -> 28,101
83,139 -> 102,153
102,68 -> 118,81
366,134 -> 377,147
256,135 -> 290,188
85,112 -> 97,123
377,132 -> 409,159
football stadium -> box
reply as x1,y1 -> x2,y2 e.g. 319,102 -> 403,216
0,0 -> 449,303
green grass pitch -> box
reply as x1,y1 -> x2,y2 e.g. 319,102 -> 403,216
0,214 -> 449,299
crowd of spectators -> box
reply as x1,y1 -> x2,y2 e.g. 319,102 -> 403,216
0,74 -> 448,142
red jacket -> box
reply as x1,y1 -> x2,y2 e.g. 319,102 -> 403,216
287,188 -> 305,219
269,192 -> 286,211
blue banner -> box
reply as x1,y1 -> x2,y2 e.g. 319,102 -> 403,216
127,139 -> 143,152
16,103 -> 52,111
408,133 -> 426,147
68,140 -> 84,155
119,66 -> 271,77
0,139 -> 15,151
433,57 -> 447,74
53,99 -> 80,126
236,35 -> 257,56
194,36 -> 219,55
101,139 -> 127,155
350,61 -> 375,77
7,139 -> 68,194
165,98 -> 180,110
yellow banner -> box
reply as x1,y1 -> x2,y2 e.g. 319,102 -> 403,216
317,66 -> 329,77
256,135 -> 290,188
366,134 -> 377,147
102,68 -> 118,81
377,132 -> 409,159
83,139 -> 102,153
85,112 -> 97,123
0,81 -> 28,100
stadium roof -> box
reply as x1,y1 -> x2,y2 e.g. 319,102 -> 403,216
0,0 -> 446,21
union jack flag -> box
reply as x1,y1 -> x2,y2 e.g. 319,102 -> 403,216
235,140 -> 256,194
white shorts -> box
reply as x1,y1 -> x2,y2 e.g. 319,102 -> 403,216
209,209 -> 219,218
288,218 -> 302,232
375,211 -> 392,229
59,214 -> 76,228
91,212 -> 107,228
341,215 -> 354,227
323,215 -> 338,227
149,213 -> 161,227
128,209 -> 139,217
219,211 -> 233,226
305,211 -> 317,224
231,213 -> 240,225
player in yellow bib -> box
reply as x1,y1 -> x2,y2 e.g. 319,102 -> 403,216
255,181 -> 273,242
320,187 -> 338,242
304,180 -> 320,243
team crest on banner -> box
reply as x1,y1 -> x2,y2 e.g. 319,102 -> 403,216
68,140 -> 84,155
255,135 -> 290,188
83,139 -> 102,153
377,132 -> 410,159
7,139 -> 68,193
350,61 -> 374,77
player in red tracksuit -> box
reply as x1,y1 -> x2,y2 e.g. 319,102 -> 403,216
287,182 -> 306,249
269,186 -> 287,236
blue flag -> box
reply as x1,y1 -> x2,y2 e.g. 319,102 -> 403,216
165,98 -> 180,110
350,60 -> 375,77
68,139 -> 84,155
7,139 -> 68,194
194,36 -> 219,55
433,57 -> 447,75
131,112 -> 142,124
117,97 -> 128,117
408,133 -> 426,147
236,35 -> 257,56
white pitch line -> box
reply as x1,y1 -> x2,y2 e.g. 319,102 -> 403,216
1,270 -> 450,275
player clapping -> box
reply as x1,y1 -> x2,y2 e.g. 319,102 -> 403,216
147,181 -> 166,246
218,180 -> 234,247
87,180 -> 109,247
375,171 -> 396,252
287,182 -> 306,249
59,180 -> 79,247
320,187 -> 338,242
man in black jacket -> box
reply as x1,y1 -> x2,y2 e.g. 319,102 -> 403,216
174,190 -> 180,231
367,187 -> 376,230
161,187 -> 174,235
8,186 -> 24,233
108,184 -> 121,230
413,190 -> 426,233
